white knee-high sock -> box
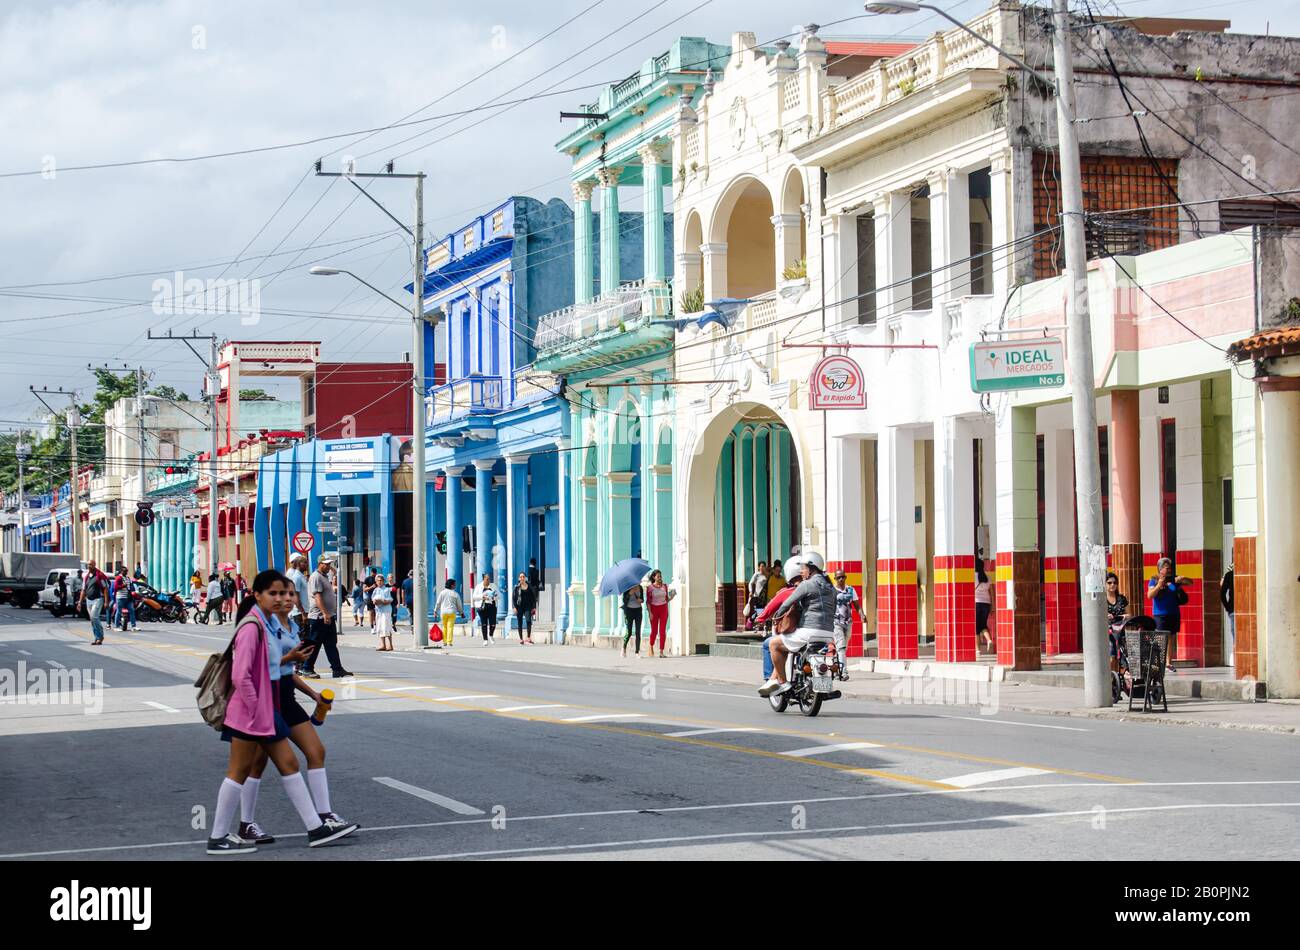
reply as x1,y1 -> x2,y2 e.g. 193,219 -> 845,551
282,772 -> 323,830
240,776 -> 261,823
213,778 -> 242,839
307,768 -> 332,814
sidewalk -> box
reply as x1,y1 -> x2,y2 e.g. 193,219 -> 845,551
392,636 -> 1300,735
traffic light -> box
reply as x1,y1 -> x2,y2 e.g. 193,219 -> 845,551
435,531 -> 447,555
462,525 -> 474,554
164,464 -> 190,475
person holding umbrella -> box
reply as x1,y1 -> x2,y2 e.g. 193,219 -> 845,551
597,558 -> 652,658
621,582 -> 645,658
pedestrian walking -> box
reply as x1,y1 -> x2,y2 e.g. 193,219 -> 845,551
363,570 -> 377,632
620,582 -> 644,658
55,573 -> 68,614
401,570 -> 414,627
204,569 -> 357,855
472,574 -> 499,644
434,579 -> 462,648
1220,564 -> 1235,668
234,586 -> 358,846
645,570 -> 675,657
80,560 -> 108,645
975,562 -> 994,653
1146,557 -> 1191,674
831,569 -> 861,679
203,573 -> 225,624
70,569 -> 83,617
113,568 -> 134,632
528,557 -> 541,591
285,556 -> 308,626
512,572 -> 536,643
744,561 -> 769,631
221,572 -> 236,622
301,557 -> 351,679
372,573 -> 395,651
350,578 -> 364,628
766,559 -> 784,603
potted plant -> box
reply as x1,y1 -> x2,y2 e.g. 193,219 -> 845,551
680,284 -> 705,314
778,259 -> 808,299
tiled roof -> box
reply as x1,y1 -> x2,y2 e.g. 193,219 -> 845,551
824,41 -> 918,58
1227,325 -> 1300,360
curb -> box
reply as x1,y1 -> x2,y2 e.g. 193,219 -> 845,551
420,646 -> 1300,736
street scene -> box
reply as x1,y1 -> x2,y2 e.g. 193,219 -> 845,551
1,0 -> 1298,905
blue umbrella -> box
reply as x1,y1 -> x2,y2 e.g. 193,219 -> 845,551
598,558 -> 652,597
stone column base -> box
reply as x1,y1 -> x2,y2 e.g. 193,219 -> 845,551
877,558 -> 919,660
933,554 -> 975,663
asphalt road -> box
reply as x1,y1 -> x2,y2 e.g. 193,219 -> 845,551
2,608 -> 1298,861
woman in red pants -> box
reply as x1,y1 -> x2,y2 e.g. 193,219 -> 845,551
645,570 -> 675,657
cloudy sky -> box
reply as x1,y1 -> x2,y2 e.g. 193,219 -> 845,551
0,0 -> 1289,424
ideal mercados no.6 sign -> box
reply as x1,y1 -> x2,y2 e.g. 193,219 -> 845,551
809,354 -> 867,409
969,338 -> 1066,393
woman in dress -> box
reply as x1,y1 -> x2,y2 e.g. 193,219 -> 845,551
372,573 -> 395,651
974,562 -> 994,653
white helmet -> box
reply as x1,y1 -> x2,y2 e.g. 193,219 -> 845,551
782,557 -> 805,583
800,549 -> 826,573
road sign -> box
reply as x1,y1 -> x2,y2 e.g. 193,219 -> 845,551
808,354 -> 866,409
337,545 -> 354,553
228,493 -> 249,507
970,338 -> 1066,393
315,522 -> 339,531
337,506 -> 360,513
182,507 -> 202,523
291,531 -> 315,554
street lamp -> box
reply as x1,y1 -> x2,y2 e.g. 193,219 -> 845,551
310,230 -> 439,649
864,0 -> 1109,707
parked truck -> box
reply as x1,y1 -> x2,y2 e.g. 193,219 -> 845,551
0,552 -> 83,608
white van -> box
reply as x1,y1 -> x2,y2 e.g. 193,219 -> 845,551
39,566 -> 86,615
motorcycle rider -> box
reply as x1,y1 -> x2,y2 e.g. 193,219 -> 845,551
759,550 -> 836,698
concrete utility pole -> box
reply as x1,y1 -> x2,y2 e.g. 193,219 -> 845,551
1051,0 -> 1109,708
137,367 -> 147,578
147,330 -> 221,576
310,163 -> 430,647
16,436 -> 29,552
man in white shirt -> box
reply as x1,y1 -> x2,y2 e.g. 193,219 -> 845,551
203,573 -> 224,624
285,555 -> 309,623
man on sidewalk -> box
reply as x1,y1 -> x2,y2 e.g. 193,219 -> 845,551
302,556 -> 352,679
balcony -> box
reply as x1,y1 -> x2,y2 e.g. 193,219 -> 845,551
88,475 -> 122,504
427,375 -> 506,426
534,281 -> 673,374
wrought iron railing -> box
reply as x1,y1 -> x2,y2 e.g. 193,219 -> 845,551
428,375 -> 505,422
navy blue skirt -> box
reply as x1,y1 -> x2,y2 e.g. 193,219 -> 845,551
221,707 -> 291,744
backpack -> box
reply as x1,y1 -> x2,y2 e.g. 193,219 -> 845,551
194,614 -> 266,731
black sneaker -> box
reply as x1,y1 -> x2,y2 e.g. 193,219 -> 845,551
331,670 -> 354,678
301,670 -> 321,679
318,811 -> 359,830
238,821 -> 275,844
207,833 -> 258,855
307,817 -> 359,848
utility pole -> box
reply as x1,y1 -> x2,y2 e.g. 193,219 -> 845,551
31,388 -> 84,561
1052,0 -> 1109,707
147,330 -> 221,576
15,435 -> 29,553
312,162 -> 430,647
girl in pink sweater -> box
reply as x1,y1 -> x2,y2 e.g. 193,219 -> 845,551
206,569 -> 357,855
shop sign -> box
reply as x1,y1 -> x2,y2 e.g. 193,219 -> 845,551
970,338 -> 1066,393
808,354 -> 866,410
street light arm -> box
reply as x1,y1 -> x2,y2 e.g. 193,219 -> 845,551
347,178 -> 416,240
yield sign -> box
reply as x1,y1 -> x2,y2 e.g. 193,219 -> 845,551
291,530 -> 315,554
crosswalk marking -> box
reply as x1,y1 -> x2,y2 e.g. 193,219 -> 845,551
372,777 -> 484,815
432,694 -> 497,702
779,742 -> 882,758
142,701 -> 180,713
561,713 -> 646,723
938,767 -> 1052,788
498,704 -> 568,712
666,727 -> 761,738
381,685 -> 438,692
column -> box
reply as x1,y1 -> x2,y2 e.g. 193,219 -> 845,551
772,212 -> 803,287
754,428 -> 772,564
1110,388 -> 1144,616
700,242 -> 727,302
1259,377 -> 1300,697
876,427 -> 918,659
556,437 -> 571,641
1172,382 -> 1210,665
1230,369 -> 1259,679
994,404 -> 1041,670
926,167 -> 971,308
989,148 -> 1014,301
933,417 -> 976,663
639,146 -> 666,285
637,385 -> 655,567
444,466 -> 465,616
506,455 -> 530,624
473,459 -> 495,585
715,437 -> 736,631
597,166 -> 622,298
492,474 -> 507,595
573,180 -> 595,304
736,428 -> 756,586
579,471 -> 598,637
424,477 -> 437,629
827,435 -> 865,658
1042,428 -> 1079,655
677,250 -> 702,309
872,191 -> 911,317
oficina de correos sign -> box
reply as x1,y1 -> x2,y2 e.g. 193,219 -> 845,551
969,338 -> 1066,393
809,354 -> 867,410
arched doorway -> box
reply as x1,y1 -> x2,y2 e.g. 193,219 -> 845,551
679,401 -> 810,650
710,177 -> 776,299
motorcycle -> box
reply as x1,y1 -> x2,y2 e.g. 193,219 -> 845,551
768,641 -> 842,717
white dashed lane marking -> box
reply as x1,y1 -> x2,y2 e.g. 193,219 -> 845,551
779,742 -> 882,758
373,777 -> 484,816
939,767 -> 1053,788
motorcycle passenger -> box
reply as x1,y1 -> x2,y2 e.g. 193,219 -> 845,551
754,558 -> 804,683
759,550 -> 836,698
